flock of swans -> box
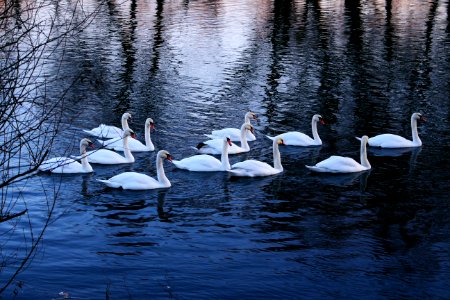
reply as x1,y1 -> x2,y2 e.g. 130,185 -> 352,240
38,111 -> 425,190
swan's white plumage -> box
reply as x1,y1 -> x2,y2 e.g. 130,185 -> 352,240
39,139 -> 94,173
229,160 -> 281,177
97,172 -> 163,190
98,118 -> 155,152
306,156 -> 367,173
365,112 -> 425,148
83,112 -> 131,139
266,114 -> 324,146
74,129 -> 135,164
306,136 -> 371,173
206,112 -> 257,142
229,138 -> 284,177
173,155 -> 225,171
198,124 -> 253,155
97,150 -> 172,190
173,137 -> 231,171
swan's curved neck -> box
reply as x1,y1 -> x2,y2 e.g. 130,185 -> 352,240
240,126 -> 250,150
122,136 -> 135,162
360,140 -> 371,169
221,140 -> 230,170
156,156 -> 171,187
311,118 -> 321,143
273,140 -> 283,170
411,116 -> 422,146
244,114 -> 251,124
145,125 -> 154,149
80,145 -> 93,172
121,116 -> 130,130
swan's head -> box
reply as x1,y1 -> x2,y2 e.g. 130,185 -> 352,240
243,124 -> 255,134
146,118 -> 156,130
158,150 -> 173,162
81,138 -> 94,149
359,135 -> 369,144
412,112 -> 426,123
313,114 -> 325,125
122,112 -> 132,121
123,129 -> 136,139
277,138 -> 285,146
224,136 -> 232,146
246,111 -> 258,121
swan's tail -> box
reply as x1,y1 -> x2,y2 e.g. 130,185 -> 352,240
204,134 -> 215,139
265,135 -> 275,141
97,139 -> 106,146
70,155 -> 82,160
96,179 -> 122,188
305,165 -> 326,172
305,165 -> 318,171
355,137 -> 362,141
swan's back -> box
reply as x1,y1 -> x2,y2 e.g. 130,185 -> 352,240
368,134 -> 414,148
86,149 -> 132,164
100,137 -> 148,152
307,155 -> 364,173
98,172 -> 160,190
173,155 -> 222,171
84,124 -> 123,138
278,131 -> 314,145
209,128 -> 256,141
199,139 -> 247,154
230,160 -> 280,177
39,157 -> 82,173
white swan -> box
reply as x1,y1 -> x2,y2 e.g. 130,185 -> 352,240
74,129 -> 135,164
39,138 -> 94,173
306,136 -> 371,173
97,118 -> 155,152
196,124 -> 254,155
205,111 -> 257,141
266,114 -> 325,146
83,112 -> 132,138
97,150 -> 173,190
173,137 -> 232,171
362,112 -> 426,148
229,137 -> 285,177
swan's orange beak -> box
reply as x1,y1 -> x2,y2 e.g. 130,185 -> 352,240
250,127 -> 255,134
150,122 -> 156,131
320,118 -> 325,125
88,142 -> 95,149
278,138 -> 285,145
166,154 -> 173,162
420,116 -> 427,122
131,133 -> 137,139
227,138 -> 232,146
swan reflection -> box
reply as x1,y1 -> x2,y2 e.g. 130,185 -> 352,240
310,170 -> 371,190
157,190 -> 172,222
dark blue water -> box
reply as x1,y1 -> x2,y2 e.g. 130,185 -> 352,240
1,0 -> 450,299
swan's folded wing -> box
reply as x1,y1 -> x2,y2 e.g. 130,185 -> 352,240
278,131 -> 314,145
369,134 -> 412,148
314,156 -> 362,173
174,155 -> 223,171
230,160 -> 276,177
210,128 -> 241,140
39,157 -> 75,171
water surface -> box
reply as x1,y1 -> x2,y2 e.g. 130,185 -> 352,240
2,0 -> 450,299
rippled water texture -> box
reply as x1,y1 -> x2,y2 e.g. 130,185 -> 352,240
2,0 -> 450,299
